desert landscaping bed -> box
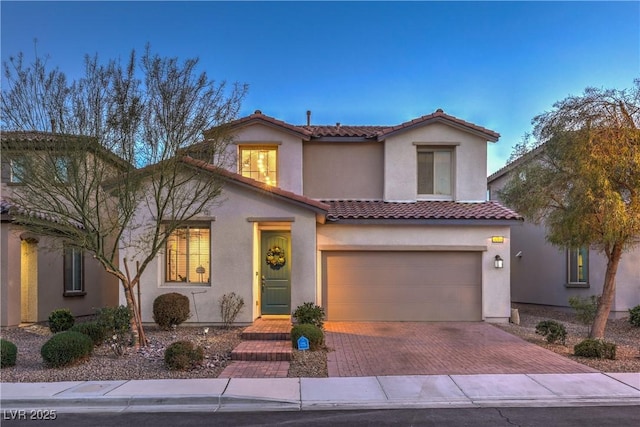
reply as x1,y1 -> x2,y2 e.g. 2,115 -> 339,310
1,304 -> 638,382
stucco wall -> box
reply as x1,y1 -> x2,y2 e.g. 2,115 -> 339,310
224,124 -> 304,194
1,223 -> 22,326
124,181 -> 319,325
0,225 -> 118,327
303,141 -> 384,199
384,123 -> 489,202
317,223 -> 513,322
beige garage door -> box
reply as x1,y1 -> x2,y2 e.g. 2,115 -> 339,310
323,251 -> 482,321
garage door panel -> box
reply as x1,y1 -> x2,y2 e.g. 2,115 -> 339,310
324,251 -> 481,321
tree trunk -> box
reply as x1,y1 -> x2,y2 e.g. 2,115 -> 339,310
122,280 -> 147,348
590,244 -> 623,339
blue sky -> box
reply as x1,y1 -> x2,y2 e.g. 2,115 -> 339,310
2,1 -> 638,174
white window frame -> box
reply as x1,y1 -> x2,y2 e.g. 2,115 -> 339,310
567,247 -> 589,287
416,146 -> 454,199
238,145 -> 278,186
165,225 -> 211,285
64,246 -> 85,295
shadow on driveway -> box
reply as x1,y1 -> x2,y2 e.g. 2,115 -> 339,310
324,322 -> 597,377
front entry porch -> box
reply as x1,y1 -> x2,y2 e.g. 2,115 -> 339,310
219,318 -> 293,378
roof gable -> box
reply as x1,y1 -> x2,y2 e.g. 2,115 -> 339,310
180,156 -> 329,214
377,109 -> 500,142
202,109 -> 499,143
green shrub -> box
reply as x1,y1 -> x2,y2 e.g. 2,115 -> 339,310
568,295 -> 599,326
629,305 -> 640,327
69,321 -> 105,346
291,324 -> 324,351
292,302 -> 325,329
219,292 -> 245,328
164,340 -> 204,370
574,338 -> 617,359
1,339 -> 18,368
48,308 -> 75,333
535,320 -> 567,345
41,331 -> 93,368
153,293 -> 191,330
95,305 -> 132,357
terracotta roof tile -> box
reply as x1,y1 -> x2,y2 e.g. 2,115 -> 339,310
0,199 -> 85,228
204,110 -> 499,142
301,125 -> 387,138
181,156 -> 329,213
325,200 -> 522,221
377,109 -> 500,141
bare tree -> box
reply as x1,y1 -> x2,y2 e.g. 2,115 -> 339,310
499,80 -> 640,339
1,46 -> 248,346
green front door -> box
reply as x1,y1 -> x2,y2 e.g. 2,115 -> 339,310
261,231 -> 291,315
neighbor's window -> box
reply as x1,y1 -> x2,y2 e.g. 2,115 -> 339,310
166,226 -> 211,284
7,157 -> 26,183
568,247 -> 589,285
54,156 -> 70,183
64,246 -> 85,295
239,146 -> 277,186
417,148 -> 452,196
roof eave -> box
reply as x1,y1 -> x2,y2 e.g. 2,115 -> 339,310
326,218 -> 523,225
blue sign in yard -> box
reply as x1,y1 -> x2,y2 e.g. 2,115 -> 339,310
297,336 -> 309,351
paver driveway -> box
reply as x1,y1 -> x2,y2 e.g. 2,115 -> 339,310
324,322 -> 597,377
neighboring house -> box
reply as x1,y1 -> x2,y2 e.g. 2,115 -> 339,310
127,109 -> 522,324
488,153 -> 640,319
1,132 -> 119,327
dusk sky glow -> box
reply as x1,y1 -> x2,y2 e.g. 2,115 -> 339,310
2,1 -> 638,174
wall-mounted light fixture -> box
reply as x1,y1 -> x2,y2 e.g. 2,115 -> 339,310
494,255 -> 504,269
491,236 -> 505,243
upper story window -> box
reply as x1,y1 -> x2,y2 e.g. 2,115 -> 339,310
64,246 -> 85,295
54,156 -> 70,183
417,147 -> 452,196
567,247 -> 589,286
1,157 -> 26,183
166,225 -> 211,284
239,146 -> 277,186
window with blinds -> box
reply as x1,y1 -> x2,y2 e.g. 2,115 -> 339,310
166,226 -> 211,284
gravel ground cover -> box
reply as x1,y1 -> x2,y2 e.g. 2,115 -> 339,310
494,303 -> 640,373
1,304 -> 637,382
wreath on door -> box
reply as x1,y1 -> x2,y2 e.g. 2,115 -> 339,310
266,246 -> 286,270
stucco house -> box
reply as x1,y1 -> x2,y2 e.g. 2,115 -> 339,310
488,153 -> 640,319
1,132 -> 119,327
126,109 -> 522,324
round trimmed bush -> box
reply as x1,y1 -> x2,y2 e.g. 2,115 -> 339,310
41,331 -> 93,368
69,321 -> 106,346
48,308 -> 75,333
574,338 -> 616,360
164,340 -> 204,370
629,305 -> 640,327
153,293 -> 191,330
1,339 -> 18,368
291,324 -> 324,351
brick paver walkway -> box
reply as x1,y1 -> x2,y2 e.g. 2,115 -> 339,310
218,360 -> 290,378
325,322 -> 598,377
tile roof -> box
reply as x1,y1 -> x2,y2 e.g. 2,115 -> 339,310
377,109 -> 500,141
180,156 -> 330,213
211,109 -> 499,142
301,125 -> 387,138
324,200 -> 522,221
0,199 -> 85,228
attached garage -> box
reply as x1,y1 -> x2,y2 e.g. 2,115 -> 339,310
322,251 -> 482,321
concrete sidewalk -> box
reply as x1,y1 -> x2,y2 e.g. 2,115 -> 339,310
1,373 -> 639,413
